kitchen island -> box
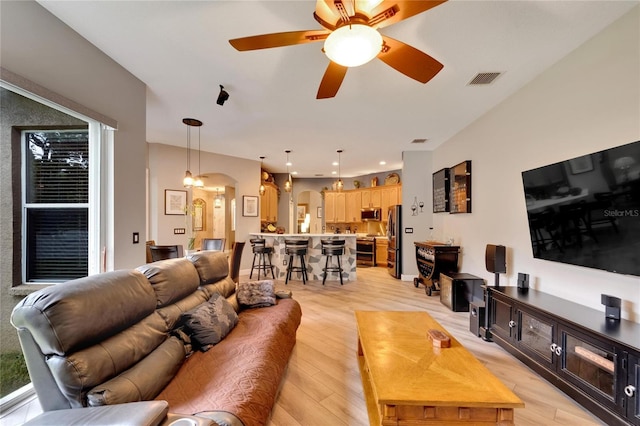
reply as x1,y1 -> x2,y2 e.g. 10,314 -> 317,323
249,233 -> 357,282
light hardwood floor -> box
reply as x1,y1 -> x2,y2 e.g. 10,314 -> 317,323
1,267 -> 604,425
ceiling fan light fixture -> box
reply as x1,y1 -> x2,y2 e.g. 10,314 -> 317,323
324,24 -> 382,67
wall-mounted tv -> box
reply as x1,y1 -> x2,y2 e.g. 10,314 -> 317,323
522,140 -> 640,277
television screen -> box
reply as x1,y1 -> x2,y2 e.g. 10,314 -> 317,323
522,140 -> 640,276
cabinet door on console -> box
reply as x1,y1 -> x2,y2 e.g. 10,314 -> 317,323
559,325 -> 620,416
625,352 -> 640,425
517,309 -> 557,369
490,295 -> 516,341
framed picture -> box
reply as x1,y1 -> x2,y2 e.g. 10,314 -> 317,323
242,195 -> 259,217
569,155 -> 594,174
297,204 -> 308,221
165,189 -> 187,215
317,207 -> 322,218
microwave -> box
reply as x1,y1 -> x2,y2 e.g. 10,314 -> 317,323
361,208 -> 382,222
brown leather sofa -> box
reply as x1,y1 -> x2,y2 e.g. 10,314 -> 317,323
11,251 -> 302,426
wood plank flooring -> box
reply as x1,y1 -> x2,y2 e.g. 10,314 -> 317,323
1,267 -> 604,425
267,267 -> 604,426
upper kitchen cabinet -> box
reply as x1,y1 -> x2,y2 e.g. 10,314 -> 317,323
324,191 -> 346,223
381,185 -> 401,215
260,182 -> 278,222
346,190 -> 362,223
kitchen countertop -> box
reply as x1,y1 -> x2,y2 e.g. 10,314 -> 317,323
251,233 -> 357,237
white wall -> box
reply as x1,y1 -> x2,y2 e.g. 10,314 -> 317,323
401,151 -> 434,277
433,7 -> 640,322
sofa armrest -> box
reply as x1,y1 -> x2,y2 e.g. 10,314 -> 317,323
23,401 -> 169,426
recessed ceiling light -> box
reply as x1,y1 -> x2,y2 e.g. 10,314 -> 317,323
332,161 -> 339,166
332,171 -> 337,175
291,171 -> 298,175
379,161 -> 386,165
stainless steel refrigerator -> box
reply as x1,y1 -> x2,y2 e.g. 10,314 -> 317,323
387,205 -> 401,278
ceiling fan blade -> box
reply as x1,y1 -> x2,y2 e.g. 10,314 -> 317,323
229,30 -> 329,51
370,1 -> 447,29
317,61 -> 348,99
378,36 -> 443,83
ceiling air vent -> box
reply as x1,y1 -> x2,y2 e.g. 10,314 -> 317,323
468,72 -> 502,85
314,173 -> 324,177
411,138 -> 428,144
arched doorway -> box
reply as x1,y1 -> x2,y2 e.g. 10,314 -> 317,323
296,190 -> 322,234
192,173 -> 237,251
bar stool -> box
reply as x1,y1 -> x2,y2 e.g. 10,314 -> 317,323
249,238 -> 275,280
321,239 -> 345,285
285,239 -> 309,285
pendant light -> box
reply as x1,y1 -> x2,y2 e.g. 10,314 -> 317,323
259,156 -> 266,196
193,123 -> 204,188
214,188 -> 222,208
284,150 -> 292,193
182,118 -> 202,188
336,149 -> 344,191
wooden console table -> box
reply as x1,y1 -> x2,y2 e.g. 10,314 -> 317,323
355,311 -> 524,425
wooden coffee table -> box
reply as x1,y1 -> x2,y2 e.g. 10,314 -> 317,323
355,311 -> 524,425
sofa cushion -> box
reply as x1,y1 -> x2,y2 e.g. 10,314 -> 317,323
237,280 -> 276,308
156,298 -> 302,426
188,251 -> 229,285
86,336 -> 186,406
11,270 -> 156,355
137,258 -> 201,308
46,312 -> 168,404
181,294 -> 238,351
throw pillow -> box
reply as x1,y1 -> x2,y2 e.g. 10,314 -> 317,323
181,294 -> 238,351
237,280 -> 276,308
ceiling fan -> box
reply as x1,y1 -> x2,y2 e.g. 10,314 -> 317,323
229,0 -> 447,99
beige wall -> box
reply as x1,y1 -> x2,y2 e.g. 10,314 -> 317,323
432,6 -> 640,321
147,143 -> 260,269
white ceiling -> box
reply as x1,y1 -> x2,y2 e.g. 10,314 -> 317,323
37,0 -> 637,178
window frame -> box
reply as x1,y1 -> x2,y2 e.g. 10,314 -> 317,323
2,80 -> 113,284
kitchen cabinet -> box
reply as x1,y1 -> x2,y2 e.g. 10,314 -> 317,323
381,185 -> 401,216
324,191 -> 346,223
260,183 -> 278,222
376,238 -> 388,266
345,190 -> 362,222
325,185 -> 401,224
360,187 -> 381,208
488,287 -> 640,426
335,192 -> 346,222
325,192 -> 336,223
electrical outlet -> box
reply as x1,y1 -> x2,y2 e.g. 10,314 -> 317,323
405,227 -> 414,234
283,259 -> 287,266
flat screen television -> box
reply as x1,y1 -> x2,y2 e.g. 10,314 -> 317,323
522,140 -> 640,277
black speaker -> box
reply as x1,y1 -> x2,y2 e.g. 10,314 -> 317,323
601,294 -> 621,320
517,273 -> 529,290
469,302 -> 486,337
485,244 -> 506,273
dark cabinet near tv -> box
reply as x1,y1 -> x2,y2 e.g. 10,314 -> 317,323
488,287 -> 640,425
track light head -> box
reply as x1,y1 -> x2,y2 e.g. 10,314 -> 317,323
217,85 -> 229,106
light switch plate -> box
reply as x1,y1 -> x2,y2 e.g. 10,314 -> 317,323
405,228 -> 414,233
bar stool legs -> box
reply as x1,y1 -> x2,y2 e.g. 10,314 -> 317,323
321,239 -> 345,285
285,251 -> 308,285
250,239 -> 275,280
284,239 -> 309,285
